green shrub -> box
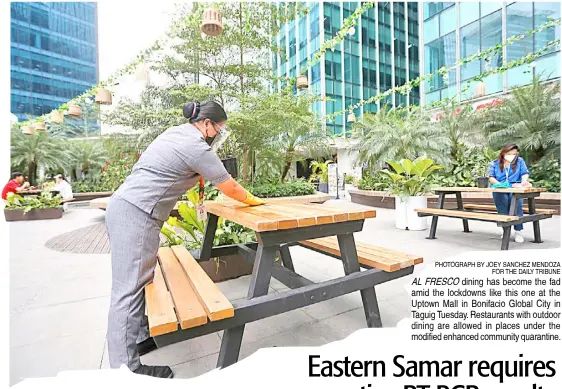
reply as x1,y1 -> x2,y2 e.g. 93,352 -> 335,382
4,190 -> 62,213
530,157 -> 560,192
431,144 -> 497,187
358,171 -> 391,191
245,179 -> 316,198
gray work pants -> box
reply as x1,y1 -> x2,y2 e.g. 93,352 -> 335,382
105,195 -> 164,370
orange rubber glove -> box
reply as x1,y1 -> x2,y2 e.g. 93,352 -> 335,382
242,191 -> 265,206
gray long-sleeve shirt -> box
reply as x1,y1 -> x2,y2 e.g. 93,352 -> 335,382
115,123 -> 231,221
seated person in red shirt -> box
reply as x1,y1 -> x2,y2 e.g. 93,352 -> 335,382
2,172 -> 27,200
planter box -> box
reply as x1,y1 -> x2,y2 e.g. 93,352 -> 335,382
189,249 -> 254,283
4,207 -> 63,222
349,189 -> 561,215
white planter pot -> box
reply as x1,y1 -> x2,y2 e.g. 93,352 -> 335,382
406,196 -> 428,231
394,195 -> 428,230
395,196 -> 408,230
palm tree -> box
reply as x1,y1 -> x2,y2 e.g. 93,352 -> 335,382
69,140 -> 107,180
483,77 -> 560,162
10,128 -> 70,184
353,105 -> 450,169
436,99 -> 485,161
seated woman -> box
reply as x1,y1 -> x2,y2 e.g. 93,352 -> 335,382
53,174 -> 73,211
488,143 -> 531,244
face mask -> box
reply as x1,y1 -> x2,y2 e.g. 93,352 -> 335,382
505,154 -> 517,163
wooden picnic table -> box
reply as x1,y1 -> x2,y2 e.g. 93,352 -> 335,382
151,201 -> 417,369
416,186 -> 553,250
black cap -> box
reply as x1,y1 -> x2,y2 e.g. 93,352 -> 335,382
12,172 -> 23,179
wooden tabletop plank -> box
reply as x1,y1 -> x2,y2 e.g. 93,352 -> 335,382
433,186 -> 546,194
276,202 -> 339,224
233,205 -> 299,229
158,247 -> 208,329
264,204 -> 318,227
172,246 -> 234,321
204,202 -> 279,231
145,262 -> 179,336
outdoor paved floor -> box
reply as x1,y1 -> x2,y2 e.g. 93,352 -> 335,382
9,199 -> 561,385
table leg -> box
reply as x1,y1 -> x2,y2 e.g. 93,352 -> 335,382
216,244 -> 277,368
527,197 -> 543,243
501,195 -> 519,251
501,227 -> 511,251
200,213 -> 218,261
455,192 -> 470,233
427,192 -> 446,240
337,233 -> 382,328
279,244 -> 295,272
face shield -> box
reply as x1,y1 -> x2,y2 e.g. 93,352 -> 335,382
209,124 -> 231,152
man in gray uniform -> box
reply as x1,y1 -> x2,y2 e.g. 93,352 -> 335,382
105,101 -> 264,378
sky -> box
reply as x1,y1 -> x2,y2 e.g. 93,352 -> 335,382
96,0 -> 179,80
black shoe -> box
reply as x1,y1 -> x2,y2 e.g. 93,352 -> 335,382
133,364 -> 173,378
137,337 -> 158,356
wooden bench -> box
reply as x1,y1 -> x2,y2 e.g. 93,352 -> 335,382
463,204 -> 557,215
145,246 -> 234,337
299,236 -> 423,272
415,208 -> 520,222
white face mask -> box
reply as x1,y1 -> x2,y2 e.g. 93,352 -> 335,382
505,154 -> 517,163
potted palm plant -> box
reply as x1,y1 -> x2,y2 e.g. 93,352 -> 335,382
381,157 -> 443,231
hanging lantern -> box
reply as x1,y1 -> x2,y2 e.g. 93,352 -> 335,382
347,112 -> 356,123
22,125 -> 35,136
201,8 -> 223,37
35,122 -> 46,131
50,110 -> 64,123
296,75 -> 308,90
95,88 -> 112,105
474,81 -> 486,98
67,105 -> 82,116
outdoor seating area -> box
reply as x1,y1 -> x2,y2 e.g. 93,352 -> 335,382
7,1 -> 562,385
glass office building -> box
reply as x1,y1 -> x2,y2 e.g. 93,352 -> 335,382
10,2 -> 99,122
272,2 -> 420,136
421,1 -> 560,105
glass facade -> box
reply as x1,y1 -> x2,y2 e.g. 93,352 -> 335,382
11,2 -> 99,122
273,2 -> 420,136
422,1 -> 560,105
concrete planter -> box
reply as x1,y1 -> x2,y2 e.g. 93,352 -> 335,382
189,249 -> 254,283
4,207 -> 63,222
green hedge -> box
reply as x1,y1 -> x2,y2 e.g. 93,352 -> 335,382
245,179 -> 316,198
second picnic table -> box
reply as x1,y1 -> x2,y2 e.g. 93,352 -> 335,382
415,186 -> 555,250
149,200 -> 419,369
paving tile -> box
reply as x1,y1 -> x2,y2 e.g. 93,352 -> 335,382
171,353 -> 219,379
10,296 -> 109,348
143,334 -> 222,367
10,329 -> 106,386
238,321 -> 335,361
26,275 -> 111,309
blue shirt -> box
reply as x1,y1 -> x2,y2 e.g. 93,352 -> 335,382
488,157 -> 530,185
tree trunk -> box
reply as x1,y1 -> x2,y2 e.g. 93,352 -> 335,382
28,161 -> 37,186
243,145 -> 249,183
281,160 -> 291,183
